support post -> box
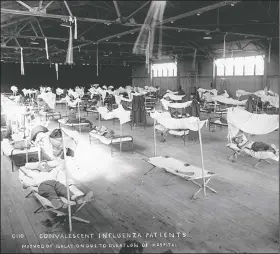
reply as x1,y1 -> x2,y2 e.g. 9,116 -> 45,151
96,43 -> 99,76
153,118 -> 157,157
197,119 -> 206,196
61,130 -> 72,232
120,122 -> 122,153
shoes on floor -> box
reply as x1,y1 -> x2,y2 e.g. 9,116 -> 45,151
75,191 -> 94,205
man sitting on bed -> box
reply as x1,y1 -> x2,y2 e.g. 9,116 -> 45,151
20,160 -> 93,209
232,133 -> 277,154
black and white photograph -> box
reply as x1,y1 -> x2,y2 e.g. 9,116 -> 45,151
0,0 -> 279,253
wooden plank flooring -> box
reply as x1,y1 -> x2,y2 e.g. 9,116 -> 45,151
1,108 -> 279,253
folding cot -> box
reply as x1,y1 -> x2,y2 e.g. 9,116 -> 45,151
89,131 -> 133,156
226,107 -> 279,168
24,184 -> 93,231
145,156 -> 217,199
226,142 -> 279,168
39,111 -> 61,121
58,118 -> 91,131
2,139 -> 40,172
154,124 -> 189,146
148,112 -> 215,199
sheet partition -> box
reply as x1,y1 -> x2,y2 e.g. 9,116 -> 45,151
163,93 -> 185,101
227,107 -> 279,140
150,111 -> 207,130
160,98 -> 192,110
38,92 -> 56,109
97,105 -> 131,124
211,96 -> 247,106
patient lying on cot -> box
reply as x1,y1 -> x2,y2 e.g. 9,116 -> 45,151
36,180 -> 93,209
232,133 -> 277,154
66,109 -> 93,129
20,160 -> 93,209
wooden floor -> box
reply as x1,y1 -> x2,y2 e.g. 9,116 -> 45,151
1,106 -> 279,253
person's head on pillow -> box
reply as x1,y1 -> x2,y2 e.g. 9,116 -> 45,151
232,133 -> 247,146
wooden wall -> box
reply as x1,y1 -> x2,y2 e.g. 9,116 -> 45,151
132,54 -> 279,97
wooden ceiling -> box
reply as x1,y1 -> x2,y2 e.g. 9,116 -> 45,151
1,0 -> 279,65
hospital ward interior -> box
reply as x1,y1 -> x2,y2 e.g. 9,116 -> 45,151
1,1 -> 279,253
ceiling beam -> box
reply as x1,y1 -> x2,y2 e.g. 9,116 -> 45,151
113,1 -> 122,20
96,1 -> 242,43
1,35 -> 197,51
161,1 -> 240,25
29,21 -> 39,37
43,1 -> 54,11
1,17 -> 31,28
63,1 -> 73,17
16,1 -> 36,12
125,1 -> 151,21
1,8 -> 120,25
161,26 -> 212,33
39,1 -> 43,9
103,41 -> 194,49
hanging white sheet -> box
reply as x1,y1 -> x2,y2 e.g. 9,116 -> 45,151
160,98 -> 192,110
38,92 -> 56,109
163,93 -> 185,101
97,105 -> 131,124
226,107 -> 279,140
212,96 -> 247,106
150,111 -> 207,130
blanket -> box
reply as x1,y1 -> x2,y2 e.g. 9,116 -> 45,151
227,107 -> 279,140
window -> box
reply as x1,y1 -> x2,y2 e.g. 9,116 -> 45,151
234,57 -> 244,76
215,55 -> 264,76
255,55 -> 264,75
225,58 -> 234,76
151,62 -> 177,77
215,59 -> 225,76
244,56 -> 255,75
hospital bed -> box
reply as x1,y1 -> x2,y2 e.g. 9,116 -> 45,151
154,124 -> 189,146
89,131 -> 133,156
226,143 -> 279,168
2,139 -> 40,172
58,118 -> 91,131
39,110 -> 61,121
